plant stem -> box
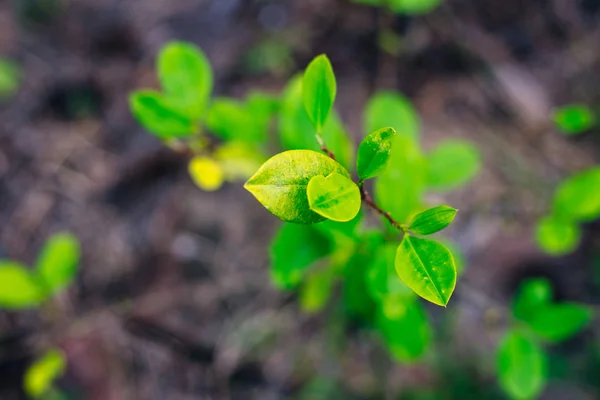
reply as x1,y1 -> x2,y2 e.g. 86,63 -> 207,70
316,133 -> 337,160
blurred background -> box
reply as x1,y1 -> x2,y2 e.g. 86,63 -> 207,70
1,0 -> 600,399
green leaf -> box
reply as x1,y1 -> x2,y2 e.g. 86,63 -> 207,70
552,104 -> 596,135
438,240 -> 466,277
375,136 -> 426,224
302,55 -> 336,132
535,215 -> 581,256
553,167 -> 600,222
24,349 -> 66,398
365,92 -> 419,140
388,0 -> 442,14
269,223 -> 331,290
409,205 -> 457,235
188,156 -> 224,191
497,331 -> 547,400
158,42 -> 213,119
512,278 -> 553,321
0,261 -> 45,309
129,91 -> 196,139
394,235 -> 456,307
377,297 -> 431,362
279,75 -> 354,170
527,304 -> 592,343
300,268 -> 334,313
0,58 -> 20,100
245,150 -> 350,224
427,140 -> 481,191
36,233 -> 80,295
357,127 -> 397,180
367,244 -> 414,301
214,141 -> 266,182
307,173 -> 361,222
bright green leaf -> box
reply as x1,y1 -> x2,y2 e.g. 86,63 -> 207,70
0,261 -> 45,309
367,244 -> 414,301
357,127 -> 397,180
553,167 -> 600,222
24,349 -> 66,398
300,268 -> 334,313
375,136 -> 427,224
527,303 -> 592,343
377,297 -> 431,362
427,140 -> 481,191
245,150 -> 349,224
409,205 -> 457,235
388,0 -> 442,14
307,173 -> 361,222
129,91 -> 196,139
512,278 -> 553,321
365,92 -> 419,140
535,215 -> 581,256
0,58 -> 20,100
497,331 -> 547,400
552,104 -> 596,135
302,55 -> 336,132
395,235 -> 456,307
439,240 -> 466,276
188,156 -> 224,191
269,223 -> 331,290
158,42 -> 213,119
36,233 -> 80,295
206,96 -> 273,143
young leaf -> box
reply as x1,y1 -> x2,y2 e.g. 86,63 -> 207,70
535,215 -> 581,256
36,233 -> 80,294
356,127 -> 397,180
552,104 -> 596,135
388,0 -> 442,14
188,156 -> 224,191
512,278 -> 553,321
427,140 -> 481,191
0,261 -> 45,309
24,349 -> 66,398
527,304 -> 592,343
553,167 -> 600,222
496,331 -> 547,400
365,92 -> 419,140
409,205 -> 457,235
158,42 -> 213,119
0,58 -> 20,100
300,268 -> 334,313
307,173 -> 361,222
244,150 -> 349,224
394,235 -> 456,307
376,297 -> 431,362
302,55 -> 336,132
129,91 -> 196,139
270,223 -> 331,290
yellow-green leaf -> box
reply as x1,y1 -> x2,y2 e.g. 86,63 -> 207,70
244,150 -> 349,224
36,233 -> 80,295
188,156 -> 224,191
496,331 -> 547,400
0,261 -> 45,309
394,235 -> 456,307
158,42 -> 213,119
535,215 -> 581,256
24,349 -> 66,398
357,127 -> 396,180
409,205 -> 457,235
307,173 -> 361,222
0,58 -> 20,100
553,167 -> 600,222
300,268 -> 334,313
427,140 -> 481,191
129,91 -> 196,139
214,141 -> 266,182
302,55 -> 336,132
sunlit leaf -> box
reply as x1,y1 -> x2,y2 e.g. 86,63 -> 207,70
356,127 -> 397,180
158,42 -> 213,119
552,104 -> 596,135
527,303 -> 592,343
0,58 -> 20,100
496,331 -> 547,400
302,55 -> 336,132
535,215 -> 581,256
245,150 -> 349,224
427,140 -> 481,191
0,261 -> 45,309
553,167 -> 600,222
512,278 -> 553,321
24,349 -> 66,398
409,205 -> 457,236
365,92 -> 419,140
307,173 -> 361,222
188,156 -> 224,191
36,233 -> 80,295
395,235 -> 456,306
129,91 -> 196,139
269,223 -> 331,290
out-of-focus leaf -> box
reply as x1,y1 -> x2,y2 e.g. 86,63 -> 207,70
214,141 -> 266,182
427,140 -> 481,191
388,0 -> 442,14
0,261 -> 45,309
409,205 -> 457,235
496,331 -> 547,400
527,303 -> 592,343
356,127 -> 397,180
512,278 -> 553,321
188,156 -> 224,191
552,105 -> 596,135
300,268 -> 334,313
36,233 -> 80,295
535,215 -> 581,256
367,243 -> 414,301
24,349 -> 66,398
553,167 -> 600,222
365,91 -> 420,140
129,91 -> 196,139
0,58 -> 20,100
307,173 -> 361,222
302,55 -> 336,132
